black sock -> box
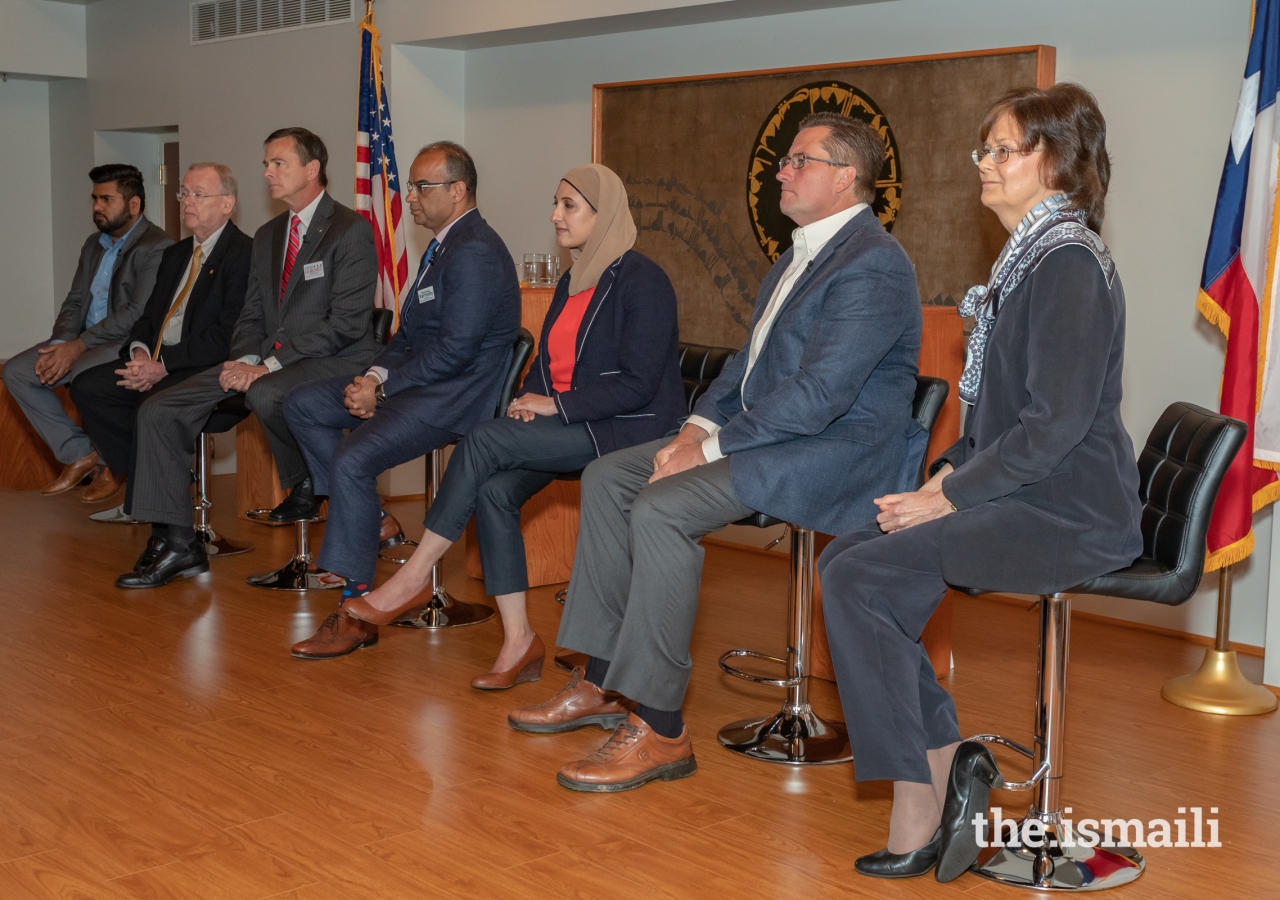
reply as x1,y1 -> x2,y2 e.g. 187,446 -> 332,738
635,704 -> 685,739
150,523 -> 169,540
584,655 -> 610,686
169,524 -> 198,549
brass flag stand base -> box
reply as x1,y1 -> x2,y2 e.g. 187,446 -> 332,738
1161,564 -> 1277,716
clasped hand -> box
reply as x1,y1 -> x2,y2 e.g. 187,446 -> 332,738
344,374 -> 379,419
115,351 -> 167,392
649,423 -> 709,483
874,463 -> 956,533
506,393 -> 558,422
34,339 -> 86,385
219,360 -> 268,394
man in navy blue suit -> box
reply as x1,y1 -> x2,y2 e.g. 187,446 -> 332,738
286,142 -> 521,658
509,114 -> 927,793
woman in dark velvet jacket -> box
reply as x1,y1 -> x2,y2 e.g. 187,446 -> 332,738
816,84 -> 1142,881
343,164 -> 684,687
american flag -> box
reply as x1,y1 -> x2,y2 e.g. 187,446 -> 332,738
355,5 -> 408,325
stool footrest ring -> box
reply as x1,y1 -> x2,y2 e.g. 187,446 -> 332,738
966,733 -> 1048,792
718,649 -> 799,688
378,538 -> 418,564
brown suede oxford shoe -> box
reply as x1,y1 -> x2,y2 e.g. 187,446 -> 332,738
507,667 -> 631,733
291,611 -> 378,659
471,634 -> 545,691
557,712 -> 697,793
42,451 -> 99,495
82,465 -> 124,503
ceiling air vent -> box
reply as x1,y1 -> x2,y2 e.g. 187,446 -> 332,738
191,0 -> 353,44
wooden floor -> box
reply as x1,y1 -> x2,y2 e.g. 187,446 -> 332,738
1,476 -> 1276,899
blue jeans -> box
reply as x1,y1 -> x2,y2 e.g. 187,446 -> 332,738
285,375 -> 458,585
425,413 -> 596,596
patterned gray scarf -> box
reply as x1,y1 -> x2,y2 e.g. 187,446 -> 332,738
957,194 -> 1113,404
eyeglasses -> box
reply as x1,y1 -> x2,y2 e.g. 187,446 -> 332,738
971,146 -> 1040,165
175,190 -> 231,201
405,179 -> 458,194
776,153 -> 851,171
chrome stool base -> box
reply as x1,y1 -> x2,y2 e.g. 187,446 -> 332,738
245,516 -> 337,591
391,587 -> 494,629
717,701 -> 851,765
200,527 -> 254,558
972,814 -> 1143,891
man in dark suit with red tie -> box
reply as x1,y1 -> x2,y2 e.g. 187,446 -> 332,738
117,128 -> 379,589
71,162 -> 251,512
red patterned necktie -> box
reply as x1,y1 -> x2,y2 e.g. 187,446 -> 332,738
279,214 -> 302,302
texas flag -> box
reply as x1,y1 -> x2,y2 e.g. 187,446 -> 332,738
1198,0 -> 1280,569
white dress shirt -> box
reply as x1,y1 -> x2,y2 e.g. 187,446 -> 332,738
687,202 -> 868,461
366,207 -> 477,385
128,221 -> 229,362
238,190 -> 327,371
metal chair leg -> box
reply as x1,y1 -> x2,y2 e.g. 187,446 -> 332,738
194,433 -> 253,557
716,527 -> 852,765
392,447 -> 494,629
245,519 -> 338,591
969,593 -> 1144,891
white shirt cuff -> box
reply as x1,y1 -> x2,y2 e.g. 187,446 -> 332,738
236,355 -> 262,365
128,341 -> 151,358
48,339 -> 66,345
263,356 -> 283,372
701,433 -> 724,462
686,414 -> 721,438
366,366 -> 388,384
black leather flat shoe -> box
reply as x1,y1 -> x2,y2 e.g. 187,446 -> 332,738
116,542 -> 209,589
936,741 -> 1003,882
268,477 -> 322,522
854,828 -> 941,878
133,535 -> 169,573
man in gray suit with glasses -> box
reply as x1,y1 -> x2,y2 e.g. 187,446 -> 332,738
118,127 -> 378,589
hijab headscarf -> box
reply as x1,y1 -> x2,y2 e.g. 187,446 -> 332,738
560,164 -> 637,296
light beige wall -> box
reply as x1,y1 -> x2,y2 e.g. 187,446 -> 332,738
0,0 -> 86,78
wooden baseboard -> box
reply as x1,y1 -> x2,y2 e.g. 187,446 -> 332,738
381,493 -> 427,503
971,591 -> 1265,658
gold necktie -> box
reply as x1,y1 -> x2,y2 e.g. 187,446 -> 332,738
153,245 -> 203,360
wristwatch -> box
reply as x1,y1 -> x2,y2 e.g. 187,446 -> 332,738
374,382 -> 387,406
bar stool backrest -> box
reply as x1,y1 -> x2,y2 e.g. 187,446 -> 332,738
371,308 -> 395,347
496,328 -> 536,416
911,376 -> 949,489
1073,402 -> 1246,606
678,343 -> 738,412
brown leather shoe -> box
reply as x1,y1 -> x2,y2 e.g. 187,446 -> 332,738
291,611 -> 378,659
557,712 -> 697,792
471,634 -> 545,691
42,451 -> 99,495
507,667 -> 631,733
379,511 -> 406,549
82,465 -> 124,503
341,590 -> 429,626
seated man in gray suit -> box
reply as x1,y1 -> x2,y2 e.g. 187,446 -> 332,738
117,128 -> 379,589
509,114 -> 927,793
3,164 -> 172,497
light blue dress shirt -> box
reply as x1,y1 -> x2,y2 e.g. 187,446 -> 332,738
84,216 -> 144,330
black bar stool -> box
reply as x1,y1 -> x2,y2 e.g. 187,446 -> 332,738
958,402 -> 1244,890
552,342 -> 741,670
716,375 -> 949,765
388,327 -> 536,629
246,308 -> 397,591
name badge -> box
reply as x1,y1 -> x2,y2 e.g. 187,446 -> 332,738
303,261 -> 324,281
417,285 -> 435,303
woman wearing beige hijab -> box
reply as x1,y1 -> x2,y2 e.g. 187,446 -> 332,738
343,163 -> 685,688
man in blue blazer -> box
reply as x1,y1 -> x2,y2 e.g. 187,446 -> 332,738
510,114 -> 926,793
287,142 -> 521,658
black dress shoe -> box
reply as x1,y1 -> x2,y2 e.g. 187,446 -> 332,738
116,541 -> 209,589
268,477 -> 322,522
936,741 -> 1003,882
855,828 -> 942,878
133,535 -> 169,573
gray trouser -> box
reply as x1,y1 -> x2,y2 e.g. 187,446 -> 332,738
557,439 -> 753,711
2,339 -> 123,464
129,357 -> 366,526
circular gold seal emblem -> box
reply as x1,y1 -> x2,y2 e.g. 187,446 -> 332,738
747,80 -> 902,262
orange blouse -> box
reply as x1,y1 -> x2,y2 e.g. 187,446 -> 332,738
547,287 -> 595,393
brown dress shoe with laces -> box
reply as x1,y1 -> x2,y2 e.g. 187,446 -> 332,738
379,511 -> 406,549
42,451 -> 99,495
291,611 -> 378,659
507,667 -> 631,733
557,712 -> 697,793
82,465 -> 124,503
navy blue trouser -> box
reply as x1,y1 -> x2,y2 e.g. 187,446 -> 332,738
424,413 -> 596,596
284,375 -> 458,586
818,517 -> 961,784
